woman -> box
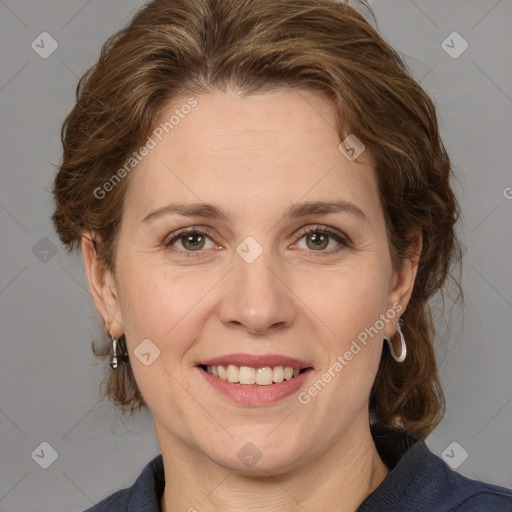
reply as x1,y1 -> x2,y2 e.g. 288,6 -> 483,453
51,0 -> 512,510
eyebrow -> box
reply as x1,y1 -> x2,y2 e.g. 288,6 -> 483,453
141,200 -> 370,226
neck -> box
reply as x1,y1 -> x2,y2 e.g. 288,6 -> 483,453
159,416 -> 390,512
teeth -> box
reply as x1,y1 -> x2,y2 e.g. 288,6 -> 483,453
204,364 -> 304,385
217,365 -> 227,380
256,367 -> 273,385
226,364 -> 239,383
239,366 -> 256,385
273,365 -> 284,383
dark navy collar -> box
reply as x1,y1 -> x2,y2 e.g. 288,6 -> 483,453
123,423 -> 420,512
358,424 -> 512,511
85,423 -> 512,511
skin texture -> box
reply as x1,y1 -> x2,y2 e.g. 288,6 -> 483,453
82,88 -> 421,511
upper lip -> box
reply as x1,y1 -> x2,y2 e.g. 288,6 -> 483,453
199,353 -> 314,369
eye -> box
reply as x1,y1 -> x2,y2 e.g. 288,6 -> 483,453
293,225 -> 350,255
163,225 -> 350,258
163,226 -> 217,256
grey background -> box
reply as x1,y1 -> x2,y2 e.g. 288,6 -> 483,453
0,0 -> 511,510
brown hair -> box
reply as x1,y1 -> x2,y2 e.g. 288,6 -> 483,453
52,0 -> 462,438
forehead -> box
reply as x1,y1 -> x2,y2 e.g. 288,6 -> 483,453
124,88 -> 381,223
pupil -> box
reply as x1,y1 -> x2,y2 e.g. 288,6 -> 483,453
309,232 -> 328,250
184,234 -> 204,250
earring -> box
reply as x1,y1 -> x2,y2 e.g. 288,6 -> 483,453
385,318 -> 407,363
109,334 -> 128,369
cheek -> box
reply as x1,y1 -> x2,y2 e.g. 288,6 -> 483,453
305,261 -> 390,389
304,299 -> 387,421
309,258 -> 391,331
115,257 -> 217,372
116,250 -> 190,327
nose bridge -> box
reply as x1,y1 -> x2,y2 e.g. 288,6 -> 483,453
219,235 -> 296,333
238,239 -> 278,299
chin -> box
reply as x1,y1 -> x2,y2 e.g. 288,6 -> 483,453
205,437 -> 308,476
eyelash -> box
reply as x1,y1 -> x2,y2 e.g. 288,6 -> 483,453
163,225 -> 350,259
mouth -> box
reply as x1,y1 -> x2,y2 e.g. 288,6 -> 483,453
198,364 -> 313,386
195,353 -> 315,405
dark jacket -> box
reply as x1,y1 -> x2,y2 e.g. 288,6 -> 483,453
83,425 -> 512,511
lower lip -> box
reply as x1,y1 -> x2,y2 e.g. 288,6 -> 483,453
197,367 -> 313,406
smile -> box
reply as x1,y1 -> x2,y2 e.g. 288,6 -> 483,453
197,364 -> 314,406
201,364 -> 308,386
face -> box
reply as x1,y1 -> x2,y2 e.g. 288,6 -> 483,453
84,88 -> 419,475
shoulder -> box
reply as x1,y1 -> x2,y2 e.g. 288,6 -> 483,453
402,441 -> 512,511
404,441 -> 512,511
82,454 -> 165,512
83,489 -> 130,512
361,425 -> 512,512
443,477 -> 512,512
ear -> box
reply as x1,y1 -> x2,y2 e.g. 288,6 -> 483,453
81,231 -> 124,338
383,231 -> 422,339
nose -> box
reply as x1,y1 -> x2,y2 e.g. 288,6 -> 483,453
217,245 -> 297,336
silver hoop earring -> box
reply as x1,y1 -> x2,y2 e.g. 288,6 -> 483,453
109,335 -> 128,369
385,318 -> 407,363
